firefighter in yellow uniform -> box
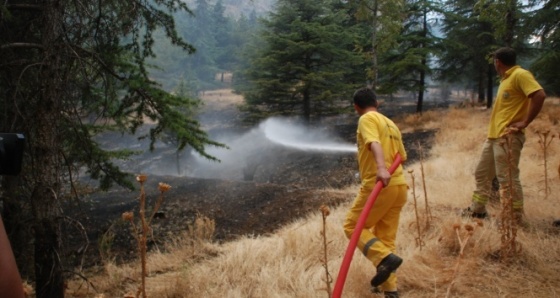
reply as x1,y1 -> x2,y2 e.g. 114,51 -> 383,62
343,87 -> 407,298
463,47 -> 546,221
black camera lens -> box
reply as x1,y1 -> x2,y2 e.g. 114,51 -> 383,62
0,134 -> 25,176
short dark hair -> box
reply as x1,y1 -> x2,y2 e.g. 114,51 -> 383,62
493,47 -> 516,66
353,87 -> 377,109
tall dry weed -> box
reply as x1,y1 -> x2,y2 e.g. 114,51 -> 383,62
407,142 -> 433,250
187,213 -> 215,243
98,222 -> 117,263
445,221 -> 482,298
319,205 -> 332,297
408,169 -> 425,250
121,175 -> 171,298
535,129 -> 555,199
497,136 -> 521,262
417,142 -> 433,229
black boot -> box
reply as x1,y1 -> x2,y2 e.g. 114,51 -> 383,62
385,291 -> 399,298
370,253 -> 403,287
461,207 -> 488,219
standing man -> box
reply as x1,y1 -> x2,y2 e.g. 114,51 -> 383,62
463,47 -> 546,222
343,87 -> 408,298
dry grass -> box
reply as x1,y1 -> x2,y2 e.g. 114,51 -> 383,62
66,99 -> 560,298
199,88 -> 244,107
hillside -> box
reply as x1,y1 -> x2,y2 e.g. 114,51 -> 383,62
64,92 -> 560,298
64,89 -> 439,269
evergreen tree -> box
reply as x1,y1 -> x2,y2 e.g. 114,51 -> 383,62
231,11 -> 266,95
212,0 -> 236,71
351,0 -> 405,89
378,0 -> 442,113
225,12 -> 261,86
186,0 -> 220,87
0,1 -> 223,297
146,1 -> 263,92
526,0 -> 560,96
474,0 -> 532,48
438,0 -> 497,107
239,0 -> 367,123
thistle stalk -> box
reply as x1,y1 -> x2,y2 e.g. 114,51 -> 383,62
498,136 -> 520,261
536,130 -> 555,199
121,175 -> 171,298
417,141 -> 432,229
408,169 -> 424,250
319,205 -> 332,297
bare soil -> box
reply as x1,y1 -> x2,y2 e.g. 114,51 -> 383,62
63,89 -> 442,269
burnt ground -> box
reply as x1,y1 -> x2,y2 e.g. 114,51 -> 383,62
62,94 -> 443,270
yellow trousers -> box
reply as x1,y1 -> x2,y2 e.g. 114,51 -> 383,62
343,184 -> 407,292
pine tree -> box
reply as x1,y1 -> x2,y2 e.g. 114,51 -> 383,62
526,0 -> 560,96
0,1 -> 223,296
239,0 -> 367,123
351,0 -> 405,89
474,0 -> 531,48
377,0 -> 442,113
438,0 -> 497,107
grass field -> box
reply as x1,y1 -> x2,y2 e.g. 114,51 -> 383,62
65,97 -> 560,298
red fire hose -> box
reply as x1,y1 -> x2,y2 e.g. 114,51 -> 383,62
332,153 -> 403,298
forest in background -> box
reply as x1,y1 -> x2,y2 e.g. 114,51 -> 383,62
147,0 -> 559,122
147,0 -> 275,92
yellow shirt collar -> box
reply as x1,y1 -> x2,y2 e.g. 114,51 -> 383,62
502,65 -> 520,80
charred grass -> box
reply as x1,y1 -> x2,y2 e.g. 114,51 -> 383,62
63,99 -> 560,298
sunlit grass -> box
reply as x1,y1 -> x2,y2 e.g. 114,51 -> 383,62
65,99 -> 560,298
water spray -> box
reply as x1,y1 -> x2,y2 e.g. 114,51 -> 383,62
332,153 -> 403,298
260,117 -> 356,153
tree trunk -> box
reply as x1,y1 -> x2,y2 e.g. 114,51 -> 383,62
176,150 -> 183,176
503,0 -> 517,47
370,0 -> 379,89
303,88 -> 311,122
486,63 -> 494,108
416,6 -> 427,114
417,69 -> 425,114
31,1 -> 65,297
477,68 -> 485,103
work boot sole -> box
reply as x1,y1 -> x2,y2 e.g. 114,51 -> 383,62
371,254 -> 403,287
384,291 -> 400,298
461,207 -> 488,219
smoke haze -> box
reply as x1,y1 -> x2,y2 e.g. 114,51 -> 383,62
99,117 -> 356,181
261,117 -> 356,153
